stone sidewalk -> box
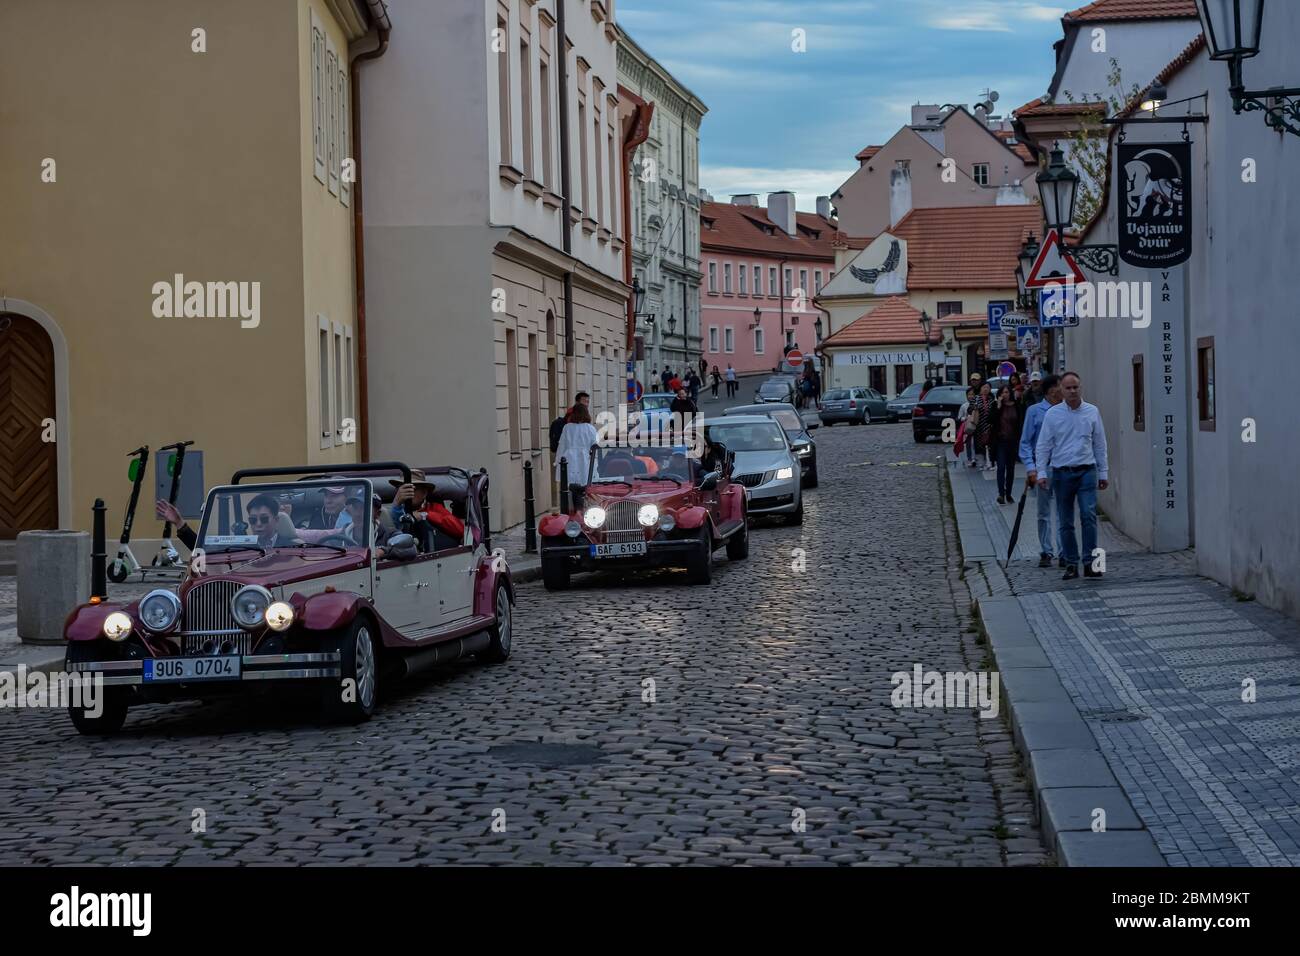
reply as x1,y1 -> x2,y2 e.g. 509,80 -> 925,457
948,454 -> 1300,866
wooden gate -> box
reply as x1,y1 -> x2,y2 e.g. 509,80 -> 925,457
0,313 -> 59,536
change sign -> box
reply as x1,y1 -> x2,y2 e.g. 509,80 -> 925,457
1118,142 -> 1192,268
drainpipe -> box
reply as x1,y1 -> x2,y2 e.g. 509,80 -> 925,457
349,0 -> 392,461
621,95 -> 652,355
556,0 -> 574,361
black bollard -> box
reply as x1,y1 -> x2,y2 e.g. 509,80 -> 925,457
559,457 -> 570,514
523,460 -> 537,553
91,498 -> 107,600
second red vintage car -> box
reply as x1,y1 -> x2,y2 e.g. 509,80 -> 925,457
537,443 -> 749,588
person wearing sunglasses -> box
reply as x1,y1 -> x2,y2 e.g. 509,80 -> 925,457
245,494 -> 300,548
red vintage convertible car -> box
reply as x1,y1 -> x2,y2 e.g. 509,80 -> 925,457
537,443 -> 748,589
63,462 -> 513,734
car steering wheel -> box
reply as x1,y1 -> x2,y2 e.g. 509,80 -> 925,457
314,533 -> 356,547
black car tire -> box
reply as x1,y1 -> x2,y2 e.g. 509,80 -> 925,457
541,554 -> 570,591
913,430 -> 927,443
481,582 -> 513,664
725,518 -> 749,561
687,526 -> 713,584
805,464 -> 819,489
65,642 -> 129,736
321,616 -> 378,724
788,499 -> 804,525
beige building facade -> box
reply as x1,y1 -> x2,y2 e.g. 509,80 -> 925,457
0,0 -> 377,541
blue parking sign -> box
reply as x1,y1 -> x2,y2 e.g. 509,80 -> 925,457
1038,284 -> 1080,328
987,300 -> 1012,333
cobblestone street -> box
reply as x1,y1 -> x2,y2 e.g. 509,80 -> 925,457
0,423 -> 1047,866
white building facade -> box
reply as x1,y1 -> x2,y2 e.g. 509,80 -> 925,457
360,0 -> 629,529
617,31 -> 706,380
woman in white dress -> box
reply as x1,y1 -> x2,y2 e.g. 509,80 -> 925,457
554,403 -> 600,487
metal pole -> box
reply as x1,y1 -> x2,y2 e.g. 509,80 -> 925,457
559,457 -> 570,514
523,460 -> 537,553
91,498 -> 107,600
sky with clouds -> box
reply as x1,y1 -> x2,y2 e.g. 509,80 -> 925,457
618,0 -> 1070,210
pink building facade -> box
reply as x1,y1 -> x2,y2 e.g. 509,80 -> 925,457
699,193 -> 837,377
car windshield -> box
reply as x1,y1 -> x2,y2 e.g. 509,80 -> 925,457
924,387 -> 968,404
824,389 -> 849,401
898,383 -> 923,400
590,445 -> 697,483
641,395 -> 672,411
769,409 -> 803,433
196,480 -> 372,552
705,421 -> 787,452
759,382 -> 788,395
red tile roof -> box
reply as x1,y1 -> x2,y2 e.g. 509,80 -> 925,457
1065,0 -> 1198,22
993,131 -> 1037,164
856,145 -> 884,163
1079,33 -> 1207,241
937,312 -> 988,328
891,205 -> 1044,290
819,297 -> 940,349
1015,100 -> 1107,118
700,201 -> 837,259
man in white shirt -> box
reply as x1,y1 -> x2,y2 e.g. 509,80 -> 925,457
1034,372 -> 1109,581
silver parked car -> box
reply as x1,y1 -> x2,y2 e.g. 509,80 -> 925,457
704,416 -> 803,524
722,402 -> 818,487
819,387 -> 889,426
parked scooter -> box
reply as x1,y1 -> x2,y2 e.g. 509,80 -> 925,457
152,440 -> 194,569
107,446 -> 150,583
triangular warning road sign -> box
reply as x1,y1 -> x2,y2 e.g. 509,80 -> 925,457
1025,229 -> 1087,288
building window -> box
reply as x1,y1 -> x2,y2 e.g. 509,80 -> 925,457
343,328 -> 355,438
724,327 -> 734,353
1132,354 -> 1145,432
594,110 -> 604,224
707,261 -> 717,293
326,41 -> 339,196
529,333 -> 541,451
497,12 -> 511,166
937,301 -> 963,318
768,267 -> 777,296
785,329 -> 795,349
973,163 -> 989,186
539,57 -> 553,188
753,265 -> 762,296
709,327 -> 719,352
505,328 -> 521,455
783,268 -> 793,296
1197,337 -> 1215,430
577,94 -> 589,212
754,327 -> 764,354
895,364 -> 913,394
520,38 -> 533,179
869,366 -> 887,394
333,323 -> 345,441
317,317 -> 332,449
311,16 -> 325,183
799,269 -> 808,298
338,63 -> 350,207
723,263 -> 732,294
814,270 -> 823,294
607,114 -> 619,232
738,266 -> 747,296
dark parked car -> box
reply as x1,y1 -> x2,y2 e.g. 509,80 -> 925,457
912,385 -> 968,442
819,387 -> 889,426
885,382 -> 924,422
753,377 -> 796,404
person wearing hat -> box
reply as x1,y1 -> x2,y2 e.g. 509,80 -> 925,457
391,472 -> 466,552
304,484 -> 353,531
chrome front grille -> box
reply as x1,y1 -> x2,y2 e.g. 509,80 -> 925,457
605,500 -> 641,532
604,529 -> 645,545
182,632 -> 253,657
182,580 -> 244,645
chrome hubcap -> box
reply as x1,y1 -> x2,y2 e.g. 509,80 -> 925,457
355,627 -> 375,708
496,590 -> 511,652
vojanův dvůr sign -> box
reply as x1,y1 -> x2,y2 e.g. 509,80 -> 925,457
1118,142 -> 1193,269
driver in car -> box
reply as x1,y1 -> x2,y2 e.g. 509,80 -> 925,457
247,494 -> 301,548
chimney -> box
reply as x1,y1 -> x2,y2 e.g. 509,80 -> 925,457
767,191 -> 796,236
816,195 -> 833,220
730,193 -> 759,206
889,160 -> 912,228
996,164 -> 1029,205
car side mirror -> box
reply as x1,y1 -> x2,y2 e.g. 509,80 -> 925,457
700,471 -> 721,491
807,422 -> 820,430
386,533 -> 418,561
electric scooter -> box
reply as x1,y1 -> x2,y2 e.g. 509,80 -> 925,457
107,446 -> 150,583
152,440 -> 195,569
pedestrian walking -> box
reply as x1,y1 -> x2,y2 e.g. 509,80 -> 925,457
687,369 -> 701,403
974,382 -> 995,470
660,367 -> 673,391
725,363 -> 737,398
992,384 -> 1022,504
958,387 -> 978,467
698,356 -> 708,381
1034,372 -> 1109,581
554,403 -> 600,488
1020,374 -> 1064,567
710,364 -> 722,398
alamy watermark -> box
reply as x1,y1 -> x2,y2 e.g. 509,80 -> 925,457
151,274 -> 260,328
595,405 -> 705,459
0,666 -> 103,718
891,664 -> 1000,719
1040,279 -> 1152,329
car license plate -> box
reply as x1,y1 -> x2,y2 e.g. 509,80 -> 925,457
590,541 -> 647,558
930,410 -> 950,417
143,656 -> 241,683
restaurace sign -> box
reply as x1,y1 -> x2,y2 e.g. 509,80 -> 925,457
1118,142 -> 1192,268
843,350 -> 930,366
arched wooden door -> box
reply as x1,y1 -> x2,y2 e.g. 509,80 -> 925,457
0,313 -> 59,536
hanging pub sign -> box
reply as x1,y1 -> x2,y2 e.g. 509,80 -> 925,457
1118,142 -> 1192,268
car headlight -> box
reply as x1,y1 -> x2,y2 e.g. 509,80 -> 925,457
658,512 -> 676,532
264,601 -> 295,632
564,520 -> 582,538
138,589 -> 181,633
637,504 -> 659,527
777,467 -> 795,480
102,611 -> 134,642
230,585 -> 272,630
584,506 -> 606,529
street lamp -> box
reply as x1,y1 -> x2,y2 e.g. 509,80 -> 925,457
1196,0 -> 1300,135
1139,79 -> 1169,114
632,275 -> 646,314
919,309 -> 934,381
814,316 -> 823,342
1017,234 -> 1039,310
1037,143 -> 1079,236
